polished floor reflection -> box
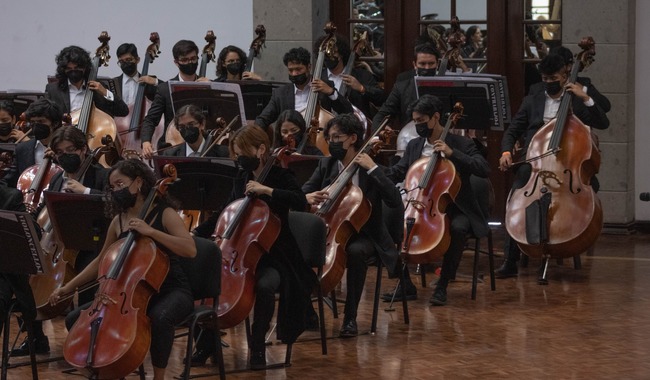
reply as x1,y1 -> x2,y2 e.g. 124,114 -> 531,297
4,230 -> 650,379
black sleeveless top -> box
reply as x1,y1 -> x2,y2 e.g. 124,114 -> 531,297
118,202 -> 191,294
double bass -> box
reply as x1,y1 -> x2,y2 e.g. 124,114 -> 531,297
70,32 -> 120,164
214,148 -> 283,329
401,104 -> 463,264
165,31 -> 216,147
505,37 -> 602,275
117,32 -> 164,154
245,25 -> 266,73
311,117 -> 390,294
63,165 -> 177,379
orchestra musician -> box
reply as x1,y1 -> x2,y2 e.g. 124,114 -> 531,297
381,95 -> 490,305
214,45 -> 262,82
271,109 -> 323,155
49,159 -> 196,380
496,53 -> 610,278
112,43 -> 160,107
161,104 -> 229,158
302,114 -> 402,337
141,40 -> 207,158
192,125 -> 316,369
1,98 -> 64,189
44,45 -> 129,118
0,100 -> 29,144
254,47 -> 353,131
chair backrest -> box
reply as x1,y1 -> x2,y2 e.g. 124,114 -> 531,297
288,211 -> 326,268
180,236 -> 221,300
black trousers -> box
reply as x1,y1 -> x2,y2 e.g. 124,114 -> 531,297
250,258 -> 281,352
65,287 -> 193,369
344,233 -> 377,320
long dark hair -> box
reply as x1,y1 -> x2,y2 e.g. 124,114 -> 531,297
55,46 -> 92,90
272,109 -> 306,149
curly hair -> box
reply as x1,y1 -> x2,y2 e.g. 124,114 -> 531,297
324,113 -> 364,151
216,45 -> 246,79
55,45 -> 92,90
283,47 -> 311,67
24,98 -> 64,128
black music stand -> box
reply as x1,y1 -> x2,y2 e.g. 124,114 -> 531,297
0,92 -> 44,118
231,80 -> 285,121
43,192 -> 110,253
152,156 -> 237,211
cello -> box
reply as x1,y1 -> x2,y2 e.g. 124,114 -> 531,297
116,32 -> 164,154
505,37 -> 602,277
311,117 -> 390,294
214,147 -> 283,329
63,165 -> 177,379
401,103 -> 463,264
70,32 -> 120,165
164,31 -> 216,147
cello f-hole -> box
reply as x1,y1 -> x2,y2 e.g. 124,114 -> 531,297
563,168 -> 581,194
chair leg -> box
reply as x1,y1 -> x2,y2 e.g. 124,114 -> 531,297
420,265 -> 427,288
399,262 -> 409,325
488,230 -> 496,291
180,320 -> 197,380
317,284 -> 327,355
329,290 -> 339,319
138,364 -> 146,380
213,318 -> 226,380
1,303 -> 12,380
573,254 -> 582,270
471,238 -> 480,300
371,261 -> 383,334
284,343 -> 292,366
24,320 -> 37,380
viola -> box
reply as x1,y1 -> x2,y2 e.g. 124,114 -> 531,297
70,32 -> 120,167
311,117 -> 389,294
245,25 -> 266,73
165,31 -> 216,148
505,37 -> 602,260
401,104 -> 463,264
63,165 -> 177,379
213,148 -> 284,329
116,32 -> 164,155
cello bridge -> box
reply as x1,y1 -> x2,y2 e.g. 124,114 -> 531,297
539,170 -> 562,187
407,199 -> 426,211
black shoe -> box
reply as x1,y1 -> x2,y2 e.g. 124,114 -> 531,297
339,318 -> 358,338
10,336 -> 49,357
250,350 -> 266,370
190,349 -> 216,367
495,260 -> 518,279
305,312 -> 320,331
429,287 -> 447,306
381,283 -> 417,302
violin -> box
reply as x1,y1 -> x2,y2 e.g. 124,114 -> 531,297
70,32 -> 120,167
214,147 -> 283,328
505,37 -> 602,262
401,104 -> 463,264
165,31 -> 216,147
245,25 -> 266,73
116,32 -> 164,154
63,164 -> 177,379
310,117 -> 389,294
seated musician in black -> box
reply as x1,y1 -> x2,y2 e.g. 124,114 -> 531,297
45,45 -> 128,118
192,125 -> 316,369
302,114 -> 402,336
271,109 -> 323,155
381,95 -> 490,305
214,45 -> 262,82
0,100 -> 29,144
49,159 -> 196,380
161,104 -> 229,158
496,53 -> 609,278
254,47 -> 353,131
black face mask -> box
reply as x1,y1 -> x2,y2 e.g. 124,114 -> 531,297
324,57 -> 339,70
544,80 -> 563,96
32,123 -> 51,140
120,62 -> 138,77
328,141 -> 348,162
66,69 -> 85,84
226,62 -> 242,75
58,153 -> 82,173
178,62 -> 198,76
0,122 -> 12,137
237,155 -> 260,172
417,68 -> 437,77
415,122 -> 433,138
289,73 -> 309,86
112,186 -> 138,212
180,126 -> 201,144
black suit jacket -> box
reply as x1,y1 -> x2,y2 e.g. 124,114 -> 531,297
47,163 -> 108,195
141,75 -> 179,147
320,68 -> 385,119
44,82 -> 129,117
302,157 -> 403,277
161,135 -> 230,158
386,135 -> 491,238
528,76 -> 611,113
112,73 -> 159,103
501,84 -> 609,154
1,139 -> 38,188
372,76 -> 418,130
254,81 -> 354,130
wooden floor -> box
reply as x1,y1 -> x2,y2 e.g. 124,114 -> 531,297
4,229 -> 650,379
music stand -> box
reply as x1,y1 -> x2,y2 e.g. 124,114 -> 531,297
231,80 -> 285,121
152,156 -> 237,211
0,92 -> 43,118
43,192 -> 111,253
169,81 -> 247,131
0,211 -> 43,275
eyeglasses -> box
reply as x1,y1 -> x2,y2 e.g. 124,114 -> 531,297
225,59 -> 241,65
325,134 -> 349,143
109,180 -> 132,192
177,122 -> 199,131
177,56 -> 199,64
117,58 -> 137,66
54,146 -> 80,157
